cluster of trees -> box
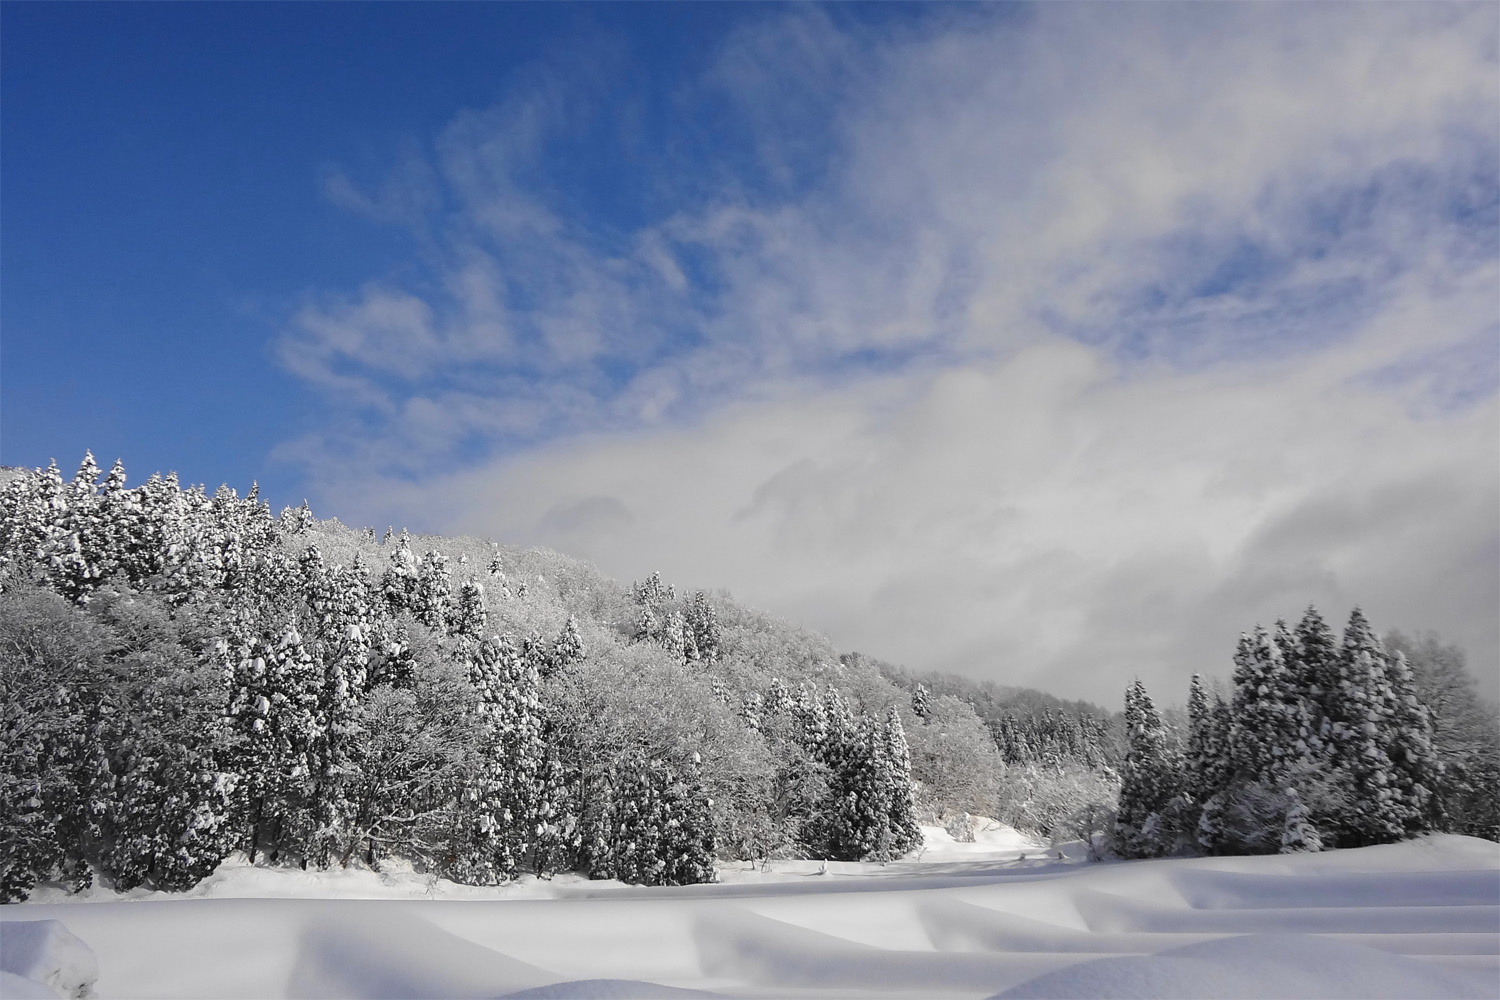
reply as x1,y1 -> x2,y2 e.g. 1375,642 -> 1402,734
0,455 -> 935,901
736,680 -> 923,862
5,454 -> 1492,902
990,708 -> 1114,771
1112,606 -> 1498,858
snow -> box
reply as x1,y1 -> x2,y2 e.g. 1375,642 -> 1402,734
3,828 -> 1495,999
0,919 -> 99,998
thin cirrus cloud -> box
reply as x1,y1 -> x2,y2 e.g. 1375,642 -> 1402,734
275,4 -> 1499,702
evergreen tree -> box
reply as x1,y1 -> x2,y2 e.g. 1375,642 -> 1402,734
879,707 -> 924,857
1113,680 -> 1180,858
222,624 -> 323,862
446,634 -> 548,882
912,684 -> 930,722
381,532 -> 420,614
411,550 -> 453,630
1382,649 -> 1439,838
1279,788 -> 1323,854
449,580 -> 488,645
552,616 -> 585,672
1229,624 -> 1319,789
684,591 -> 722,666
765,678 -> 793,716
1329,608 -> 1405,846
1184,674 -> 1215,804
579,751 -> 716,886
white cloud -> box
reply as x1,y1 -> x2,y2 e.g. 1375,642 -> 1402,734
282,3 -> 1500,702
337,302 -> 1497,702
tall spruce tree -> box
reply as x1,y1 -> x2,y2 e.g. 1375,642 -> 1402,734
1331,608 -> 1404,846
1113,680 -> 1180,858
1381,649 -> 1439,838
446,634 -> 548,882
1230,624 -> 1321,792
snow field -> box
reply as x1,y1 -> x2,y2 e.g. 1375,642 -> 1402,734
2,832 -> 1495,998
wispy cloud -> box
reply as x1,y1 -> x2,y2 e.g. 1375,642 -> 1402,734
275,3 -> 1499,699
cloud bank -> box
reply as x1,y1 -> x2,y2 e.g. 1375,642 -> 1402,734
277,4 -> 1500,702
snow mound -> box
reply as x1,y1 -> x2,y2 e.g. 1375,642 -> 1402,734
500,981 -> 723,998
4,835 -> 1496,998
0,920 -> 98,999
287,907 -> 557,998
995,932 -> 1496,999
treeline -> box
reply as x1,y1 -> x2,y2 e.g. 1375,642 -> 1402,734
0,455 -> 946,901
4,454 -> 1492,900
1112,607 -> 1499,858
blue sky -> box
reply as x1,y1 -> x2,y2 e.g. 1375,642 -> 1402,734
4,3 -> 1497,700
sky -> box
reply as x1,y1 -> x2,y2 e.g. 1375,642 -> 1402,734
3,2 -> 1497,703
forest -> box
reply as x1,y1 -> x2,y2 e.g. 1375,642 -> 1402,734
2,454 -> 1495,902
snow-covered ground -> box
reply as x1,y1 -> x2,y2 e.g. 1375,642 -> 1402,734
3,823 -> 1496,999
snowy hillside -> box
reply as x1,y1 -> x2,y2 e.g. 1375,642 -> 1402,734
4,831 -> 1496,999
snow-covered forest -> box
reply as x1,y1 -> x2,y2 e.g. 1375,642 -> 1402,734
1,454 -> 1496,907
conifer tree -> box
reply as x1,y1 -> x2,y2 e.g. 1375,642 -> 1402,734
912,684 -> 930,722
449,580 -> 488,645
765,678 -> 793,716
446,634 -> 548,882
1279,788 -> 1323,854
1185,674 -> 1215,804
552,616 -> 585,673
1330,608 -> 1404,846
1382,649 -> 1439,838
222,624 -> 323,862
1230,625 -> 1318,789
381,532 -> 420,614
1113,680 -> 1180,858
684,591 -> 722,665
412,550 -> 453,630
879,707 -> 924,857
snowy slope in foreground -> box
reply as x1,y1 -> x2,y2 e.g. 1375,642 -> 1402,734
3,832 -> 1496,999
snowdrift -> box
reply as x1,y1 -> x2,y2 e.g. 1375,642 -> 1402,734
3,831 -> 1496,999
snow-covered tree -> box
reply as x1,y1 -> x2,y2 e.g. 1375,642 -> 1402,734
683,591 -> 722,666
449,580 -> 488,645
445,634 -> 549,882
1229,625 -> 1316,787
911,684 -> 930,721
1279,788 -> 1323,854
1326,608 -> 1405,846
1385,630 -> 1500,840
221,624 -> 322,862
1112,680 -> 1181,858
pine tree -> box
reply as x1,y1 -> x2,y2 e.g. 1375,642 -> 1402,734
446,634 -> 548,882
661,753 -> 718,886
449,580 -> 488,645
552,616 -> 585,673
879,707 -> 923,858
684,591 -> 722,665
738,692 -> 764,733
765,678 -> 793,716
412,550 -> 453,630
1113,680 -> 1180,858
632,570 -> 675,605
222,624 -> 323,862
912,684 -> 930,722
1330,608 -> 1404,846
381,532 -> 420,615
1230,627 -> 1302,786
1185,674 -> 1216,805
1382,649 -> 1439,838
1279,788 -> 1323,854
